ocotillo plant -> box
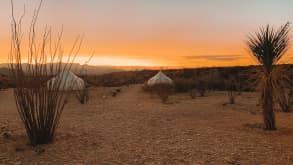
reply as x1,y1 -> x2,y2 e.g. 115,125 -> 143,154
9,0 -> 82,145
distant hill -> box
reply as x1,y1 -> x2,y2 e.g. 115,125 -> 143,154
0,63 -> 125,88
0,63 -> 171,77
0,63 -> 156,88
84,65 -> 258,88
1,64 -> 292,91
0,63 -> 125,75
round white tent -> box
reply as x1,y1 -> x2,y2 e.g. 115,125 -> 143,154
147,71 -> 173,86
47,71 -> 85,91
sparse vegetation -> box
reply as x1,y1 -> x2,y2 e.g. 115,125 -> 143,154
277,69 -> 292,112
196,79 -> 208,97
143,83 -> 173,103
76,87 -> 89,104
2,0 -> 293,163
227,78 -> 237,104
173,78 -> 196,93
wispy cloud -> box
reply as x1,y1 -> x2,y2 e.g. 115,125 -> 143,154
185,54 -> 244,61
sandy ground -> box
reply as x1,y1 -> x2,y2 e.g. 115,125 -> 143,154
1,84 -> 293,164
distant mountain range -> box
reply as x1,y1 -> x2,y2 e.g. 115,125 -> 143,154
0,63 -> 163,88
0,63 -> 150,75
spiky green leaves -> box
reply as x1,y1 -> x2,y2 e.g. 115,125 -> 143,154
247,22 -> 290,73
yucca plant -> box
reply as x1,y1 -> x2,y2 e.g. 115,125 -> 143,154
247,22 -> 291,130
9,0 -> 82,145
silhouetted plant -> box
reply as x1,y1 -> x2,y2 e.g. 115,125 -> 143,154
227,78 -> 237,104
156,84 -> 173,103
9,0 -> 82,145
143,83 -> 173,103
173,78 -> 196,93
247,22 -> 290,130
189,89 -> 196,99
196,80 -> 207,97
76,87 -> 89,104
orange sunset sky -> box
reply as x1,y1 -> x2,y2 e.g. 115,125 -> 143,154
0,0 -> 293,68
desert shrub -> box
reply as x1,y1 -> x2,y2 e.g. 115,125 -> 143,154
277,85 -> 292,112
143,83 -> 173,103
195,80 -> 208,97
181,69 -> 195,78
189,89 -> 196,99
173,78 -> 196,93
142,83 -> 151,91
226,78 -> 237,104
9,1 -> 82,145
154,84 -> 173,102
110,88 -> 122,97
207,79 -> 223,91
76,87 -> 89,104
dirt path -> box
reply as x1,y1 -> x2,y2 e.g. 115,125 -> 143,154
1,85 -> 293,164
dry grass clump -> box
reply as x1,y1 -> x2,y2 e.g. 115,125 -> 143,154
76,87 -> 89,104
9,0 -> 82,145
195,79 -> 208,97
0,74 -> 10,90
143,83 -> 174,103
276,66 -> 293,112
173,78 -> 196,93
226,78 -> 238,104
278,94 -> 291,112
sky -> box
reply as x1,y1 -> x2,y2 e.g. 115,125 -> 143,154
0,0 -> 293,68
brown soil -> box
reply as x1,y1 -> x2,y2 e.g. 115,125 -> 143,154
1,84 -> 293,164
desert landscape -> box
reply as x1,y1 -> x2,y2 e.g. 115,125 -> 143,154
1,0 -> 293,164
1,84 -> 293,164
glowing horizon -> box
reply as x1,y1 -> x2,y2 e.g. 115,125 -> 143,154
1,0 -> 293,68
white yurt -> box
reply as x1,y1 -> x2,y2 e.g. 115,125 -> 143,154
147,71 -> 173,86
47,71 -> 85,91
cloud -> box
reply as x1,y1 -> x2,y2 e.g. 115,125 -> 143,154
185,54 -> 244,61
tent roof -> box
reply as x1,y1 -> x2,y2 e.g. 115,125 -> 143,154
47,71 -> 84,90
147,71 -> 173,86
55,71 -> 78,79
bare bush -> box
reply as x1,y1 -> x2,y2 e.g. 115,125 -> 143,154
189,89 -> 197,99
9,0 -> 82,145
196,80 -> 208,97
76,87 -> 89,104
226,78 -> 237,104
277,74 -> 292,112
143,83 -> 173,103
173,78 -> 196,93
